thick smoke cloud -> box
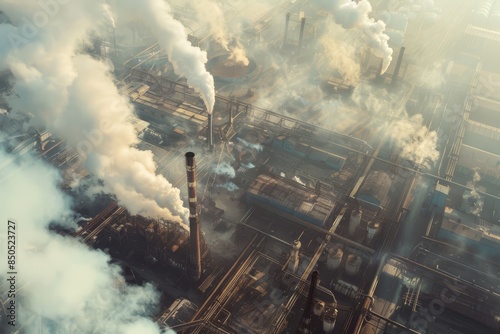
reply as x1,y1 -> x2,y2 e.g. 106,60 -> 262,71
0,151 -> 170,333
116,0 -> 216,113
0,0 -> 201,226
313,0 -> 393,73
389,114 -> 439,166
191,0 -> 249,66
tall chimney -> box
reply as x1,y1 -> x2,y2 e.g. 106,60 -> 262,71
391,46 -> 406,86
298,17 -> 306,48
375,58 -> 384,82
207,113 -> 214,150
283,12 -> 291,48
185,152 -> 202,281
297,270 -> 319,334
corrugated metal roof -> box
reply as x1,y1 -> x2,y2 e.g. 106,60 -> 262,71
357,171 -> 392,207
247,174 -> 335,224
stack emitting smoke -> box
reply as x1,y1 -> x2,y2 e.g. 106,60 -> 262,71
185,152 -> 202,281
0,0 -> 219,226
208,112 -> 214,150
313,0 -> 393,73
191,0 -> 249,66
391,46 -> 406,86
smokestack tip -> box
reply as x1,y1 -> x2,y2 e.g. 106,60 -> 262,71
185,152 -> 195,158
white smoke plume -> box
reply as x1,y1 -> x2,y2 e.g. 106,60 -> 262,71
116,0 -> 215,113
313,0 -> 393,73
192,0 -> 249,66
389,114 -> 439,166
473,168 -> 481,183
213,161 -> 236,178
236,137 -> 263,152
0,0 -> 194,226
318,25 -> 361,85
217,182 -> 240,191
293,176 -> 306,186
0,150 -> 171,333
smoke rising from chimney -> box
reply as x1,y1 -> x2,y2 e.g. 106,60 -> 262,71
192,0 -> 249,66
117,0 -> 216,114
313,0 -> 393,74
0,1 -> 189,225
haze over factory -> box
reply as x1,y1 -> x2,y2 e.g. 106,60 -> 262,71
1,1 -> 500,333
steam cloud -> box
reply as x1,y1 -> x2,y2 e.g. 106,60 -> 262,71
0,0 -> 212,226
390,114 -> 439,166
213,162 -> 236,178
314,0 -> 393,73
0,151 -> 170,333
192,0 -> 249,66
117,0 -> 216,113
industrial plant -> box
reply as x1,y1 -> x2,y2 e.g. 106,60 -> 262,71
1,0 -> 500,334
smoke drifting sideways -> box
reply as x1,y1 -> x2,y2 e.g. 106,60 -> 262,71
389,114 -> 439,167
116,0 -> 215,114
313,0 -> 393,74
0,0 -> 220,227
0,151 -> 172,334
191,0 -> 249,66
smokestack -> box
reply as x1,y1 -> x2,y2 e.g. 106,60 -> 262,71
207,113 -> 214,150
298,17 -> 306,48
283,12 -> 291,48
391,46 -> 406,86
185,152 -> 202,281
297,270 -> 319,334
375,58 -> 384,81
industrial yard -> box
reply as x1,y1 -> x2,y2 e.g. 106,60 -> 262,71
1,0 -> 500,333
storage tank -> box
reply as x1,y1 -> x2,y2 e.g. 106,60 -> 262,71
366,221 -> 380,242
345,254 -> 362,276
348,209 -> 362,236
322,305 -> 338,333
314,300 -> 325,317
326,248 -> 343,271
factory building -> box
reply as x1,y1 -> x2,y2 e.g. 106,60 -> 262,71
272,135 -> 346,171
438,206 -> 500,258
356,171 -> 393,209
246,173 -> 336,227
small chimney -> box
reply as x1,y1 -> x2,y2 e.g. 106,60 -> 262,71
297,270 -> 319,334
185,152 -> 202,281
298,17 -> 306,48
391,46 -> 406,86
283,12 -> 291,48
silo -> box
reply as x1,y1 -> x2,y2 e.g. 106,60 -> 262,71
348,209 -> 362,236
366,221 -> 380,242
326,248 -> 343,271
314,300 -> 325,317
322,305 -> 338,333
345,254 -> 362,276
